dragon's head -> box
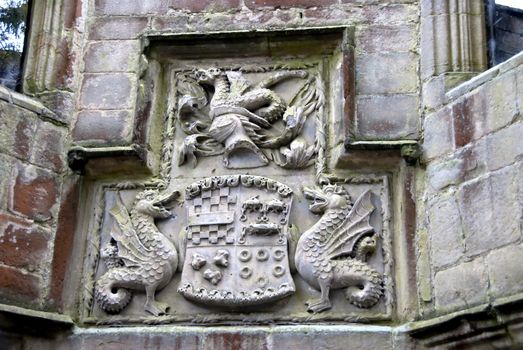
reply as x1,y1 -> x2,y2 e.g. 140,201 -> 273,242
134,189 -> 180,219
303,184 -> 350,214
192,67 -> 223,85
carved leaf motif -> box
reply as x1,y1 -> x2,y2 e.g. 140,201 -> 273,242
177,74 -> 207,111
274,137 -> 316,169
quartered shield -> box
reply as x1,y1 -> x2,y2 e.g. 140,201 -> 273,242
178,175 -> 295,307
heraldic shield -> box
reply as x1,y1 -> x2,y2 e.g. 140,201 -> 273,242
178,175 -> 296,307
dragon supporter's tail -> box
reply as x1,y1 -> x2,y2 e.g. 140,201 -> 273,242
343,259 -> 384,308
94,269 -> 133,313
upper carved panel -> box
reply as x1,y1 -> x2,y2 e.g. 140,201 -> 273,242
174,67 -> 323,170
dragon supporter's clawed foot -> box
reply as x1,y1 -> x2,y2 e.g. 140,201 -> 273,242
306,299 -> 332,313
144,301 -> 170,316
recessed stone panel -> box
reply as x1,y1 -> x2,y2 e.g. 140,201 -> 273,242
79,29 -> 396,325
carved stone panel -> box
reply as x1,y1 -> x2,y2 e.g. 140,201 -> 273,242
82,175 -> 393,324
80,30 -> 394,325
178,175 -> 295,307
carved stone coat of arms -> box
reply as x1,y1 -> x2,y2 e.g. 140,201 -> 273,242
84,47 -> 395,324
178,175 -> 295,307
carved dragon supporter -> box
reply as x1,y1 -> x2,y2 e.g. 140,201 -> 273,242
176,67 -> 319,169
95,189 -> 179,316
295,183 -> 384,313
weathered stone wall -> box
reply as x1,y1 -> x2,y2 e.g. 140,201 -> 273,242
72,0 -> 420,150
0,0 -> 522,349
0,86 -> 78,312
420,51 -> 523,316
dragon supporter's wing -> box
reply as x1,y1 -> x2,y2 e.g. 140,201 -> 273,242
325,190 -> 376,260
227,71 -> 251,98
109,194 -> 154,266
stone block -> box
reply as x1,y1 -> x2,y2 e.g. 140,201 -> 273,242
84,40 -> 141,73
427,196 -> 464,268
486,121 -> 523,171
356,25 -> 416,54
434,258 -> 488,313
0,265 -> 42,303
517,65 -> 523,116
269,328 -> 392,350
10,163 -> 60,223
426,157 -> 462,192
484,72 -> 519,133
89,17 -> 148,40
452,91 -> 488,148
72,110 -> 133,146
205,332 -> 268,350
422,76 -> 446,112
30,120 -> 66,172
75,332 -> 200,349
426,139 -> 487,191
49,177 -> 80,309
167,0 -> 241,12
490,165 -> 521,248
423,106 -> 453,161
0,103 -> 38,161
0,213 -> 51,271
356,94 -> 419,139
80,73 -> 135,110
487,244 -> 523,298
245,0 -> 335,8
95,0 -> 240,14
0,154 -> 13,209
151,16 -> 190,32
356,52 -> 418,95
458,171 -> 519,257
36,91 -> 75,125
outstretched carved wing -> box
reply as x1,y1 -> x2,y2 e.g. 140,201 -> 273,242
109,194 -> 154,267
325,190 -> 376,260
226,71 -> 251,98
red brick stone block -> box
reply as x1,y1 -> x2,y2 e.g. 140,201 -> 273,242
0,265 -> 41,302
206,332 -> 268,350
48,178 -> 80,310
14,116 -> 37,161
30,120 -> 66,172
95,0 -> 240,14
452,97 -> 476,149
0,103 -> 38,161
245,0 -> 336,8
10,163 -> 60,222
0,213 -> 50,271
167,0 -> 240,12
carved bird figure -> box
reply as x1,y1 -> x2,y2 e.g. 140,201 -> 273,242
295,185 -> 384,313
95,189 -> 179,316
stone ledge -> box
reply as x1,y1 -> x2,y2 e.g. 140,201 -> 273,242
67,145 -> 155,176
0,303 -> 73,336
405,292 -> 523,349
446,50 -> 523,103
0,86 -> 66,126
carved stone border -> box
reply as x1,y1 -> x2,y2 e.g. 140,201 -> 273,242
79,174 -> 393,325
